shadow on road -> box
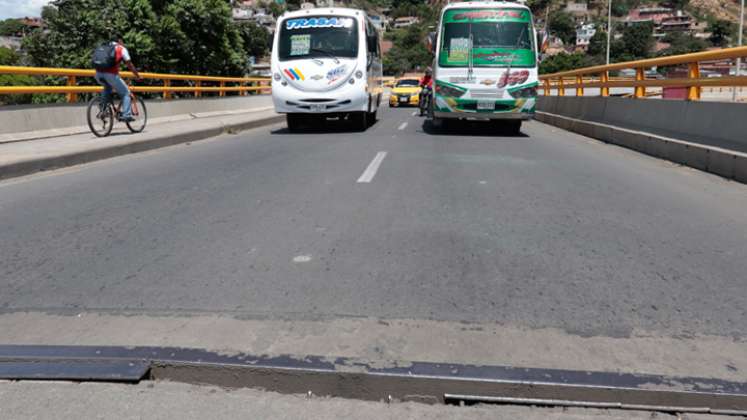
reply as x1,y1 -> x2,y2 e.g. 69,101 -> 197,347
420,119 -> 529,138
271,117 -> 380,135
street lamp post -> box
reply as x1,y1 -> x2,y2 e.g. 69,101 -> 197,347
733,0 -> 745,102
606,0 -> 612,65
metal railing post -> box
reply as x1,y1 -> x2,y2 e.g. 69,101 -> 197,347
576,75 -> 584,96
634,68 -> 646,98
163,79 -> 171,100
195,81 -> 201,98
66,76 -> 77,103
558,78 -> 565,96
219,81 -> 226,97
543,79 -> 550,96
687,62 -> 701,101
601,71 -> 609,97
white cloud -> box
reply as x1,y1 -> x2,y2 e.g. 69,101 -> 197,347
0,0 -> 51,20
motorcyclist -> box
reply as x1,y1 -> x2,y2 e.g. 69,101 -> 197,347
418,68 -> 433,115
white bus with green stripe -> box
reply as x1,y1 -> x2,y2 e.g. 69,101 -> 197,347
431,1 -> 538,132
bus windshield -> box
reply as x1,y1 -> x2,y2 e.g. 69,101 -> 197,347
439,8 -> 535,68
278,16 -> 359,61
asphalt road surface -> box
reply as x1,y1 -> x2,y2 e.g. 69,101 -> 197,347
2,106 -> 747,341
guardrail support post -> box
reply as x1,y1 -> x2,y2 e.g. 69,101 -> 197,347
575,75 -> 584,97
601,72 -> 609,97
687,62 -> 701,101
634,68 -> 646,98
558,78 -> 565,96
195,81 -> 201,98
543,79 -> 550,96
66,76 -> 77,103
241,82 -> 247,96
219,81 -> 226,97
163,80 -> 171,100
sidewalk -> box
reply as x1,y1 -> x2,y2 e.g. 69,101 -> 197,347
0,106 -> 283,181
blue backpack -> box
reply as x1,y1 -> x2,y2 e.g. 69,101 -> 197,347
92,43 -> 117,70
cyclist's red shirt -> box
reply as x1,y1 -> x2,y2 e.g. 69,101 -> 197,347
100,43 -> 131,75
420,75 -> 433,88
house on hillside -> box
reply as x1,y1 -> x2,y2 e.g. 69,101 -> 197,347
575,23 -> 596,50
394,17 -> 419,29
565,2 -> 590,24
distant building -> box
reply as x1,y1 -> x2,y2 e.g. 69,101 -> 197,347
393,16 -> 419,29
565,2 -> 589,23
659,11 -> 694,33
575,23 -> 596,49
300,2 -> 315,9
232,8 -> 254,20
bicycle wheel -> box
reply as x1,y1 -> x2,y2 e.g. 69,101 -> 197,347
125,96 -> 147,133
87,96 -> 114,137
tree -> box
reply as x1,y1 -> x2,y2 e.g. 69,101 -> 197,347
22,0 -> 254,77
617,22 -> 654,60
539,52 -> 593,74
548,11 -> 576,45
156,0 -> 247,76
707,19 -> 735,47
383,24 -> 432,75
238,21 -> 270,59
659,32 -> 707,56
0,47 -> 37,105
587,30 -> 607,57
0,19 -> 24,36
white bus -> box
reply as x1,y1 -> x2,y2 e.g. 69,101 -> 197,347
271,8 -> 383,132
430,1 -> 538,133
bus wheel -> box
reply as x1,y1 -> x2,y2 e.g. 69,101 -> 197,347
350,112 -> 368,131
367,110 -> 377,126
506,120 -> 522,135
286,114 -> 302,132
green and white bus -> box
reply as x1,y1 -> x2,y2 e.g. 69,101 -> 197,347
431,1 -> 538,133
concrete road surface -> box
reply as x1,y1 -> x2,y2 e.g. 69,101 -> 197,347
1,106 -> 746,390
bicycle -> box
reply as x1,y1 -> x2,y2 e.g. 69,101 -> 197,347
86,85 -> 147,137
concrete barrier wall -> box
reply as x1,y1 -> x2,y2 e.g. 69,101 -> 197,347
0,95 -> 273,137
538,96 -> 747,154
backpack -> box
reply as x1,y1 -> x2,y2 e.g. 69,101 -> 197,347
92,43 -> 117,70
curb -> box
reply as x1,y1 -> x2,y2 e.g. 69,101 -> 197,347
535,111 -> 747,185
2,345 -> 747,415
0,114 -> 285,181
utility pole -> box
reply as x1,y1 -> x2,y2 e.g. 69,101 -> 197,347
733,0 -> 745,102
606,0 -> 612,65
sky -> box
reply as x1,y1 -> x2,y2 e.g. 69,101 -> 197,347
0,0 -> 51,20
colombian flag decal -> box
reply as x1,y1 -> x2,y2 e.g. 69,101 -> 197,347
284,68 -> 305,81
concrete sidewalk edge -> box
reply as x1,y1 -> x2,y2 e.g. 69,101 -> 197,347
535,111 -> 747,185
0,114 -> 284,181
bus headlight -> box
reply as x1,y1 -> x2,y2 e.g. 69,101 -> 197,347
355,70 -> 363,79
273,73 -> 281,81
435,82 -> 466,98
509,86 -> 537,99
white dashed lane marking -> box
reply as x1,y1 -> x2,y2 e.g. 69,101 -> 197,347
357,151 -> 388,184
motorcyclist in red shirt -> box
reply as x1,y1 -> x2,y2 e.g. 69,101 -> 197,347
418,68 -> 433,116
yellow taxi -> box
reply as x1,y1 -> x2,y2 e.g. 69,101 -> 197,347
388,78 -> 422,107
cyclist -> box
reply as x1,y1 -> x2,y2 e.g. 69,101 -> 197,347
93,36 -> 141,122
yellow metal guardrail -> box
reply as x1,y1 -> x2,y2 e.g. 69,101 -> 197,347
0,66 -> 272,103
540,46 -> 747,101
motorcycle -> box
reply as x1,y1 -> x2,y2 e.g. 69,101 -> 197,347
419,85 -> 432,117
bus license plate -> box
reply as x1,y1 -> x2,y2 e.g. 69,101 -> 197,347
400,96 -> 409,103
477,100 -> 495,110
310,104 -> 325,112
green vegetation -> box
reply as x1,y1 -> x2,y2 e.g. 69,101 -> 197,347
0,18 -> 25,36
707,19 -> 736,47
23,0 -> 264,76
0,47 -> 37,105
